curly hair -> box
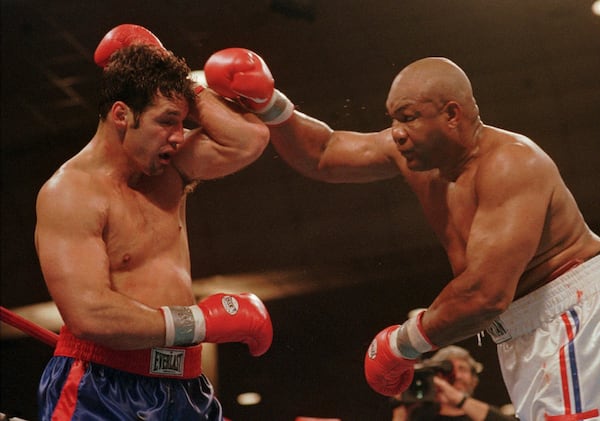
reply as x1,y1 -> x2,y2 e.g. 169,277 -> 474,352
98,44 -> 196,126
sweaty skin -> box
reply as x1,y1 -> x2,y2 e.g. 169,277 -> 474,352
269,57 -> 600,346
35,90 -> 268,350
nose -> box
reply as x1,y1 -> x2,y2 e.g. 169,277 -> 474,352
391,121 -> 407,146
168,127 -> 185,150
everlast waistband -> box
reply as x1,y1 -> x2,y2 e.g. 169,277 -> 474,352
54,326 -> 203,379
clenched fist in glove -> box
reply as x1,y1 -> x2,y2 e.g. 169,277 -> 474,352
160,293 -> 273,356
364,311 -> 437,396
94,24 -> 165,68
204,48 -> 294,125
198,293 -> 273,356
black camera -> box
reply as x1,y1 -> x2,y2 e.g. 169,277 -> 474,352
397,360 -> 454,404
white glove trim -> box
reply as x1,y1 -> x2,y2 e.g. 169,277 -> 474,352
190,304 -> 206,343
160,306 -> 175,346
405,310 -> 436,353
388,326 -> 404,358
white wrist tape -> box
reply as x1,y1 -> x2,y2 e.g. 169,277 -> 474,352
160,305 -> 206,346
395,310 -> 436,359
257,90 -> 294,125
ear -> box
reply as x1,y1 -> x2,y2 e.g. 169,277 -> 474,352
110,101 -> 130,128
444,101 -> 461,129
472,374 -> 480,389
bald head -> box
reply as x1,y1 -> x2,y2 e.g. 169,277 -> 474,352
387,57 -> 479,122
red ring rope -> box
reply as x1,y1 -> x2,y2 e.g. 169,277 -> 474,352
0,306 -> 58,347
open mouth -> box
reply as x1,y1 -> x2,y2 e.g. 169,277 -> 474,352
158,152 -> 171,163
401,150 -> 415,160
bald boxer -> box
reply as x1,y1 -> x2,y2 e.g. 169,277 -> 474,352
205,50 -> 600,421
35,29 -> 272,420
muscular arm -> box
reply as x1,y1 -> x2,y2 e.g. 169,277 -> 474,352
269,111 -> 403,183
35,173 -> 165,350
423,142 -> 555,345
172,89 -> 270,181
200,48 -> 402,183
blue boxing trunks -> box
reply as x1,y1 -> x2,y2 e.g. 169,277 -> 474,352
38,326 -> 222,420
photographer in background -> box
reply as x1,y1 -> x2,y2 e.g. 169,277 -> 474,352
391,346 -> 518,421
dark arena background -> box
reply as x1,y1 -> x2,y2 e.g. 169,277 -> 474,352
2,1 -> 599,420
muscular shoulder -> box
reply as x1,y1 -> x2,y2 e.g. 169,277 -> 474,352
475,127 -> 558,193
40,161 -> 109,199
37,164 -> 111,233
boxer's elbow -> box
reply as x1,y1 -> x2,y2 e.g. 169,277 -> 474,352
63,318 -> 100,342
228,125 -> 269,169
246,128 -> 270,162
61,306 -> 117,344
475,290 -> 512,324
243,119 -> 269,152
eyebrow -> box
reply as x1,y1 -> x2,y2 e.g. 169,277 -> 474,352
389,104 -> 414,117
394,104 -> 409,112
160,108 -> 184,118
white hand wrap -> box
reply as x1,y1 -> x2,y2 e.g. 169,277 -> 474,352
395,310 -> 436,359
160,305 -> 206,347
256,90 -> 294,125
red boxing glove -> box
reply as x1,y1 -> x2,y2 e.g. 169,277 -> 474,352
204,48 -> 274,109
364,325 -> 416,396
198,293 -> 273,357
94,24 -> 165,68
204,48 -> 294,125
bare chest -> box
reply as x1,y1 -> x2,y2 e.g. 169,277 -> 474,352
417,177 -> 477,270
103,185 -> 188,271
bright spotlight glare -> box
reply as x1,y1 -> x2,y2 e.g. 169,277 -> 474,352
188,70 -> 207,86
236,392 -> 262,406
592,0 -> 600,16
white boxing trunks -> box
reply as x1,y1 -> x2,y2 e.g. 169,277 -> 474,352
486,254 -> 600,421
